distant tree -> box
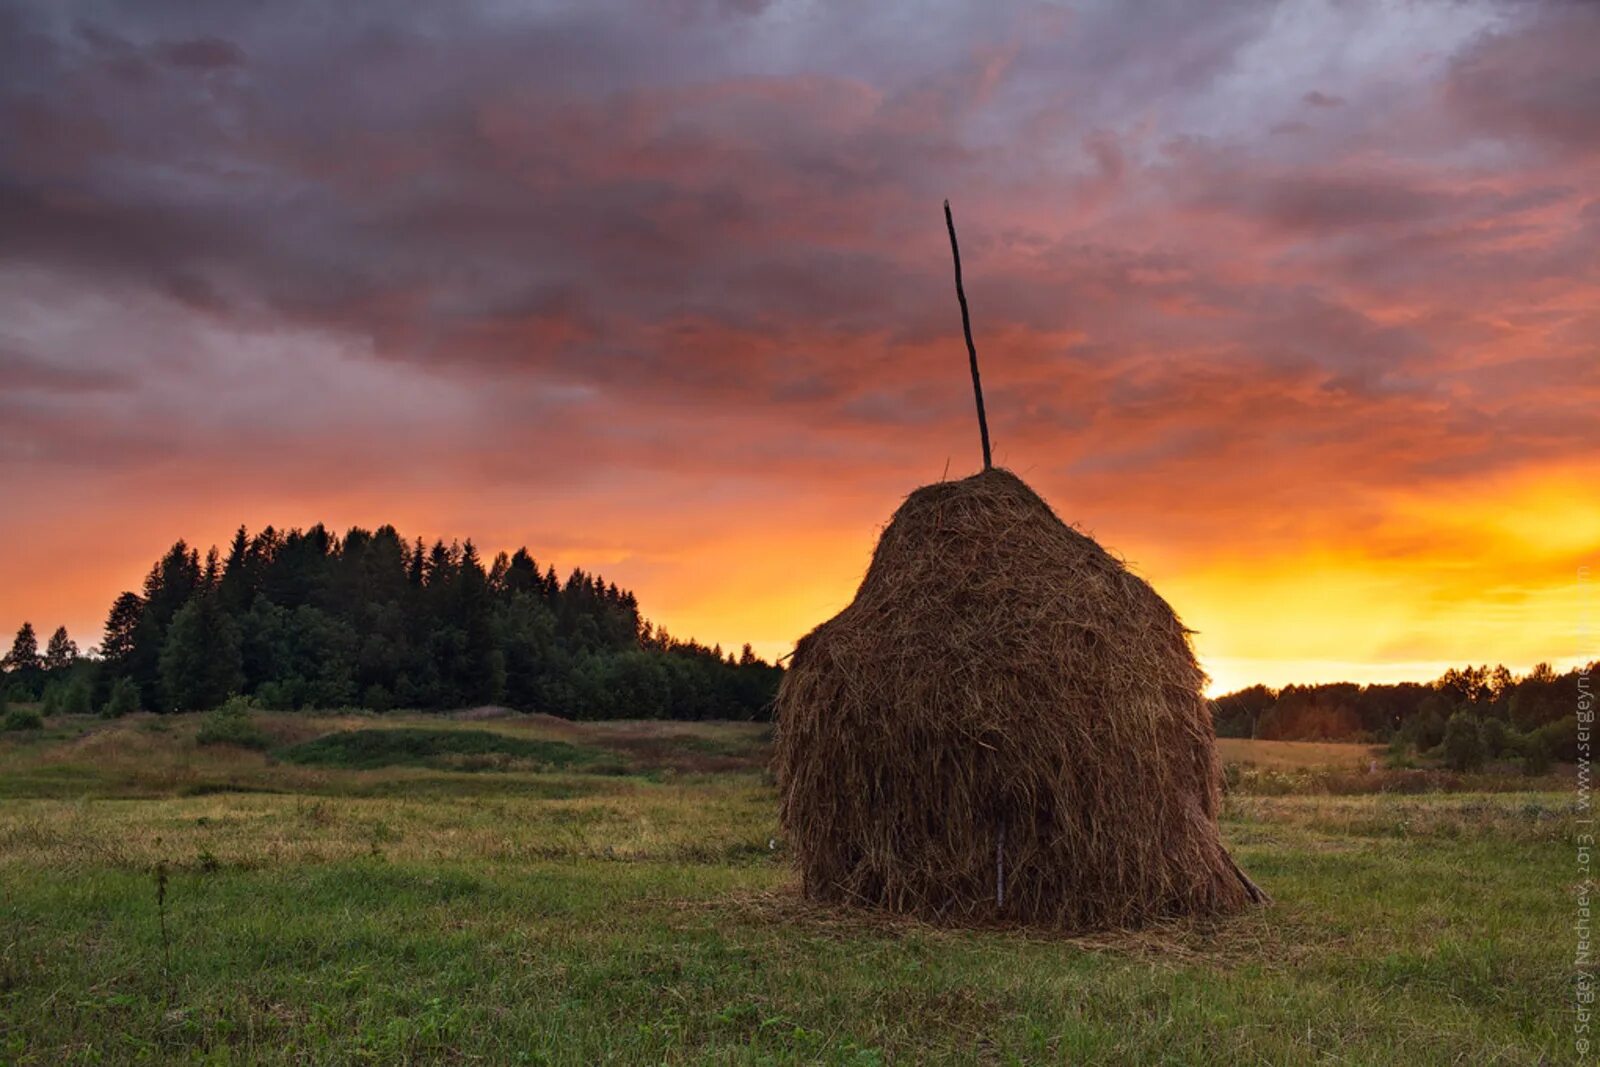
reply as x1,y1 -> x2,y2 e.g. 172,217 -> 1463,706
239,600 -> 357,709
1441,712 -> 1486,772
1487,664 -> 1514,703
218,526 -> 257,612
129,542 -> 204,707
1521,731 -> 1554,776
1478,716 -> 1512,759
503,549 -> 541,597
1405,697 -> 1450,751
94,519 -> 781,719
453,542 -> 503,706
2,622 -> 42,673
1212,684 -> 1275,738
1254,685 -> 1363,741
101,593 -> 144,666
43,626 -> 79,671
1436,665 -> 1490,707
160,597 -> 244,711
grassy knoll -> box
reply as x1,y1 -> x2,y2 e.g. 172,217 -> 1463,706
0,714 -> 1577,1064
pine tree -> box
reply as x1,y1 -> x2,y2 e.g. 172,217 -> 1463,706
44,626 -> 79,671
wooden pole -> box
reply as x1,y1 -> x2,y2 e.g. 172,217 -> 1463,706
944,200 -> 993,471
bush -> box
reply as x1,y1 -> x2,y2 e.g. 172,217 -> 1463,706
3,707 -> 44,732
102,677 -> 141,718
61,678 -> 93,715
196,699 -> 269,750
39,684 -> 62,716
1531,716 -> 1578,762
1441,712 -> 1487,772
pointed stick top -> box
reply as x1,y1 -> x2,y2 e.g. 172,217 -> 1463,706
944,200 -> 993,471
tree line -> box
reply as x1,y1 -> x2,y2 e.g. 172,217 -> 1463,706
0,524 -> 782,720
1213,661 -> 1593,771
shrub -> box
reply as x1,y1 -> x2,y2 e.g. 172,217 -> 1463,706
1441,712 -> 1487,772
39,684 -> 62,716
1531,716 -> 1578,762
1385,731 -> 1410,760
3,707 -> 44,732
103,677 -> 141,718
196,699 -> 269,750
61,678 -> 93,715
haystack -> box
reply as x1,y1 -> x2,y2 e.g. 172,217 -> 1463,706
774,467 -> 1265,929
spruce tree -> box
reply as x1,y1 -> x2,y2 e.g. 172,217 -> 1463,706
2,622 -> 42,672
219,526 -> 255,612
101,593 -> 144,666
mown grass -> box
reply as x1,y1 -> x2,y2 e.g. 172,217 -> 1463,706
0,714 -> 1578,1064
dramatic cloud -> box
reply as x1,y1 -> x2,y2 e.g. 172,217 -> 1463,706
2,0 -> 1596,689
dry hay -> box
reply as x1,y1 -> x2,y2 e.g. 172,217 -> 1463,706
774,468 -> 1265,930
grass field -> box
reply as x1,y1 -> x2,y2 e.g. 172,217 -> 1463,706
0,712 -> 1577,1064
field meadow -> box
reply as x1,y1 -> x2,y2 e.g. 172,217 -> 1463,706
0,710 -> 1578,1065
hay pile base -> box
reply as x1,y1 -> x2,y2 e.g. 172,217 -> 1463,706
775,468 -> 1264,929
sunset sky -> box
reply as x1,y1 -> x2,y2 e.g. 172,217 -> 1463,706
2,0 -> 1596,693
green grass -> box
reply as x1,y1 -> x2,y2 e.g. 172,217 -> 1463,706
280,727 -> 622,773
0,715 -> 1577,1064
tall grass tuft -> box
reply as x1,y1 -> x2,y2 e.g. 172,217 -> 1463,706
154,859 -> 173,1003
